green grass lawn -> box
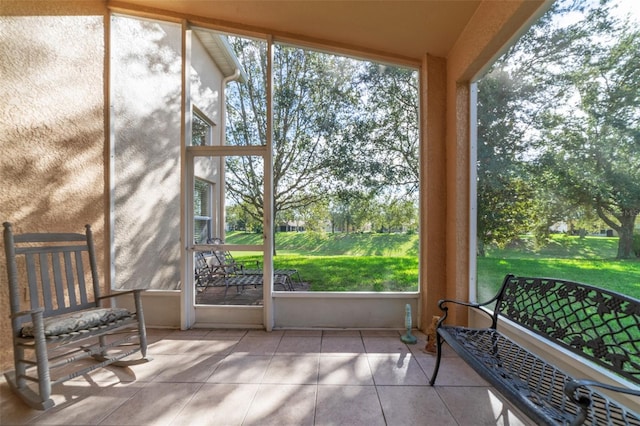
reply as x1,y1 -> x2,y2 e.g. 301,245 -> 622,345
478,235 -> 640,300
477,257 -> 640,301
228,231 -> 419,256
228,231 -> 419,292
273,255 -> 418,292
227,231 -> 640,298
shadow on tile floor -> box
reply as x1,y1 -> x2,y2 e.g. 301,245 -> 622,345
0,328 -> 535,425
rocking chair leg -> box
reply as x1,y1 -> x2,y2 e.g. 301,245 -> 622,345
34,315 -> 52,405
7,331 -> 55,410
5,371 -> 55,410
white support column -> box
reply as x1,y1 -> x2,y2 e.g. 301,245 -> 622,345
181,21 -> 194,330
263,35 -> 275,331
468,82 -> 478,303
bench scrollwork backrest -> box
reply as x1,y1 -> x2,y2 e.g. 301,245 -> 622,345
495,275 -> 640,386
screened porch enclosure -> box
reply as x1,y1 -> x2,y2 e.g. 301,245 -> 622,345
6,0 -> 640,421
1,0 -> 555,351
111,17 -> 422,315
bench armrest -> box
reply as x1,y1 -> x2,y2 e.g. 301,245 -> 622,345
437,274 -> 516,328
564,379 -> 640,425
565,379 -> 640,400
436,298 -> 497,327
438,298 -> 481,309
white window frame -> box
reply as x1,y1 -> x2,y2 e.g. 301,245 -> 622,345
193,178 -> 213,243
191,107 -> 214,146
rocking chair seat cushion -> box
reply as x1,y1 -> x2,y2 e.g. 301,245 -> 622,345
21,307 -> 132,337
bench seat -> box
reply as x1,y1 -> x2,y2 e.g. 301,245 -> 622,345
430,274 -> 640,425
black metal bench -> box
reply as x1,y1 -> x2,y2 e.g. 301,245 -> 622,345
430,274 -> 640,425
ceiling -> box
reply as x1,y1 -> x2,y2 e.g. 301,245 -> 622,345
110,1 -> 488,61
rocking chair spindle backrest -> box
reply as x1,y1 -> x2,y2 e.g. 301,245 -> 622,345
3,222 -> 101,332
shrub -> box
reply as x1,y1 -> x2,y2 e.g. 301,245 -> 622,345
634,233 -> 640,258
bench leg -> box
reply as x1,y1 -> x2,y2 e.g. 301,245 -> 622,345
429,332 -> 443,386
134,292 -> 148,358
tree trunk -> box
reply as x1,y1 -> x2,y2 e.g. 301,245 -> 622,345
477,239 -> 486,257
616,214 -> 637,259
596,206 -> 637,259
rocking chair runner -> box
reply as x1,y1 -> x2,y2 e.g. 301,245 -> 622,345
2,222 -> 150,410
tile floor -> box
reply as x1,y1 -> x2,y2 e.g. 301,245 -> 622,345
0,329 -> 535,425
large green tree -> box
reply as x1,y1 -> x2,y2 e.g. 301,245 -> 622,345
537,13 -> 640,257
476,68 -> 537,255
225,37 -> 420,231
474,1 -> 578,253
478,0 -> 640,258
225,40 -> 360,226
335,64 -> 420,196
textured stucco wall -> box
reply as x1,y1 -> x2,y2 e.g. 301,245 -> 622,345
191,32 -> 224,239
111,17 -> 225,291
111,16 -> 183,291
191,31 -> 223,135
0,14 -> 106,371
0,10 -> 227,372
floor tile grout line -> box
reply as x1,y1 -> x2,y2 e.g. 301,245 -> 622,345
432,385 -> 462,426
2,330 -> 523,425
263,331 -> 285,384
239,381 -> 262,426
372,380 -> 389,425
313,373 -> 320,425
166,381 -> 208,426
228,332 -> 282,425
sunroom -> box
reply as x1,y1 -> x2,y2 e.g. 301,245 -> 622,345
2,0 -> 638,422
1,0 -> 553,335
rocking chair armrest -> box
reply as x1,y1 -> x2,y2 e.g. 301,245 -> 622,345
96,289 -> 145,301
96,289 -> 146,311
11,307 -> 45,320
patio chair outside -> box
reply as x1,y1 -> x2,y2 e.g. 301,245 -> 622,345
208,237 -> 301,290
195,239 -> 248,298
206,237 -> 254,273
